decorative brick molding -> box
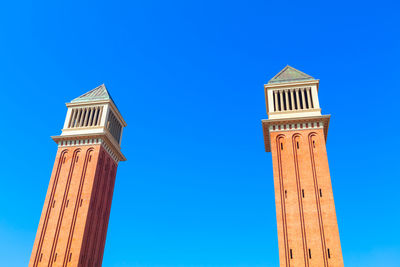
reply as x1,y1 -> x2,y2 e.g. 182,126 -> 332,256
56,138 -> 120,163
262,115 -> 330,152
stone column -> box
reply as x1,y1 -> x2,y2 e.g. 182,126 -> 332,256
285,90 -> 289,111
307,87 -> 313,108
301,88 -> 306,109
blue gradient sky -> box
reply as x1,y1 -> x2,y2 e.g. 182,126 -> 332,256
0,1 -> 399,266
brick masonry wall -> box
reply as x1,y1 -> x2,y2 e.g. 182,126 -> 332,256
270,128 -> 343,267
29,145 -> 118,267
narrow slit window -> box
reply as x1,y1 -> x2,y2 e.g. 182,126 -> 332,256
78,108 -> 84,126
94,107 -> 99,125
281,143 -> 283,150
290,249 -> 293,259
89,108 -> 95,126
85,109 -> 90,126
40,253 -> 43,262
298,90 -> 304,109
313,140 -> 316,148
85,108 -> 89,126
52,200 -> 55,208
277,92 -> 281,111
69,253 -> 72,262
54,253 -> 57,262
73,110 -> 79,127
297,142 -> 299,149
309,88 -> 314,108
97,107 -> 102,125
76,156 -> 79,163
304,90 -> 309,109
327,248 -> 331,258
294,91 -> 298,109
66,199 -> 69,207
81,108 -> 86,127
319,189 -> 322,197
80,109 -> 86,127
80,199 -> 83,207
285,190 -> 287,199
308,249 -> 311,259
88,109 -> 93,126
73,109 -> 78,126
283,91 -> 287,110
74,109 -> 79,127
302,189 -> 305,198
79,108 -> 84,127
84,109 -> 89,126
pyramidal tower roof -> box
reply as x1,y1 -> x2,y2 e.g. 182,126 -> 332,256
71,84 -> 114,103
268,65 -> 315,84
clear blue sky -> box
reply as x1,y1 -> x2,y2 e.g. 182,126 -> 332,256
0,1 -> 399,266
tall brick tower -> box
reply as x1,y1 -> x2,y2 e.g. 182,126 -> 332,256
29,84 -> 126,267
262,66 -> 344,267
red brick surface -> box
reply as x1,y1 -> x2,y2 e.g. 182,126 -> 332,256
270,128 -> 343,267
29,145 -> 118,267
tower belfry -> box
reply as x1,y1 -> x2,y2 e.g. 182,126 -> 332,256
262,66 -> 344,266
29,84 -> 126,267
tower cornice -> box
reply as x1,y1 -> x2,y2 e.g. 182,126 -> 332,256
265,79 -> 319,90
51,132 -> 126,162
261,115 -> 330,152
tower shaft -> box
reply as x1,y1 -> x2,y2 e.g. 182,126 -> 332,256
30,144 -> 117,267
270,127 -> 343,266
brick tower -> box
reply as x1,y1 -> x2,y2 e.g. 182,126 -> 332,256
262,66 -> 344,266
29,84 -> 126,267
